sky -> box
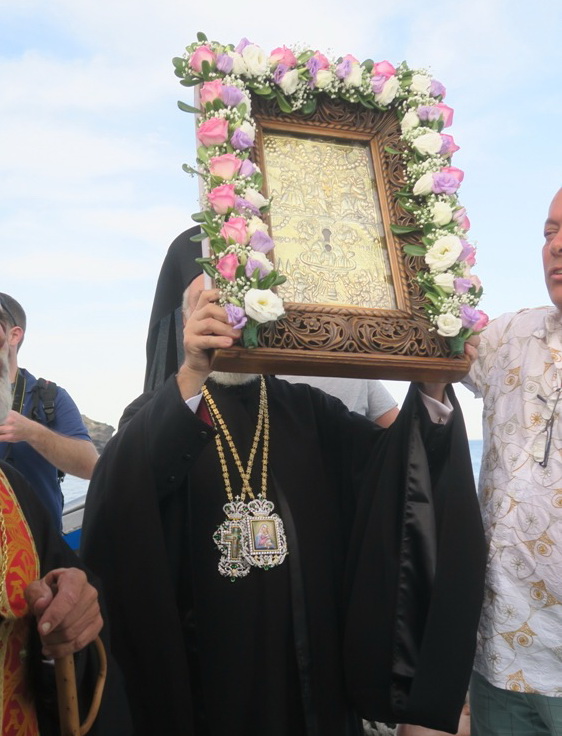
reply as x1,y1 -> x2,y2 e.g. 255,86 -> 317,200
1,0 -> 561,437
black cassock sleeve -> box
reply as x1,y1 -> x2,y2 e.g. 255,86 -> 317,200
343,384 -> 486,733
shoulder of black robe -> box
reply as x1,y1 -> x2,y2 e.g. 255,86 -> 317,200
0,461 -> 132,736
343,384 -> 486,733
144,226 -> 203,392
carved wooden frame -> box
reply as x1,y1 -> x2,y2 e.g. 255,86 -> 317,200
212,94 -> 469,382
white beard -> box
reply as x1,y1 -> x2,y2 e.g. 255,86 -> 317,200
0,353 -> 11,424
208,371 -> 259,387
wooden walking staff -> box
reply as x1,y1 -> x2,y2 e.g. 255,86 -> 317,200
55,636 -> 107,736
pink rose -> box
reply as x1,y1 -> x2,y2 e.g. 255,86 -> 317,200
207,183 -> 235,214
312,51 -> 330,70
220,217 -> 249,244
435,103 -> 454,127
342,53 -> 359,63
190,45 -> 216,73
441,166 -> 464,183
216,253 -> 239,281
473,310 -> 489,332
209,153 -> 242,180
269,45 -> 298,68
453,207 -> 471,231
470,275 -> 482,290
440,133 -> 460,156
197,118 -> 229,147
199,80 -> 224,105
373,60 -> 396,78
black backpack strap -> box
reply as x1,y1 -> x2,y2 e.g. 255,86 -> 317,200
32,378 -> 57,424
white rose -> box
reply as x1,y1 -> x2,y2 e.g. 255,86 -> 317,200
241,44 -> 268,76
412,131 -> 443,156
431,201 -> 453,226
247,250 -> 274,274
315,70 -> 334,89
244,187 -> 268,209
238,120 -> 256,143
400,110 -> 420,133
344,64 -> 363,88
412,172 -> 435,196
425,235 -> 463,273
410,73 -> 431,95
433,272 -> 455,293
228,51 -> 247,76
244,288 -> 285,323
247,216 -> 269,236
279,68 -> 299,95
375,75 -> 399,106
436,313 -> 462,337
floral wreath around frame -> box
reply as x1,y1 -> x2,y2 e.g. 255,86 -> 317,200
173,32 -> 488,353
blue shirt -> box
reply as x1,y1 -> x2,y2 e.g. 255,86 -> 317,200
0,368 -> 91,528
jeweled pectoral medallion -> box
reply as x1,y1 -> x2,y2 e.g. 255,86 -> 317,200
243,497 -> 288,570
214,501 -> 251,579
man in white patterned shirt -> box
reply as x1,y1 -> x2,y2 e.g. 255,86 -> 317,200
464,187 -> 562,735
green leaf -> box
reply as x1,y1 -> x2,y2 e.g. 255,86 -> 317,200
241,320 -> 259,348
177,100 -> 201,114
179,78 -> 200,87
235,264 -> 246,280
197,146 -> 209,164
258,271 -> 276,289
201,59 -> 211,79
301,97 -> 317,115
390,224 -> 420,235
402,244 -> 426,256
253,85 -> 274,97
196,31 -> 208,42
272,275 -> 287,286
201,262 -> 217,278
362,59 -> 374,73
181,163 -> 202,177
275,90 -> 293,113
253,172 -> 263,190
203,210 -> 215,226
190,232 -> 206,242
212,98 -> 225,112
384,146 -> 401,155
191,211 -> 207,223
237,102 -> 247,118
424,291 -> 442,307
297,50 -> 315,64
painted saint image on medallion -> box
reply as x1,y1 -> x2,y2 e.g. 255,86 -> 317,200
263,132 -> 397,309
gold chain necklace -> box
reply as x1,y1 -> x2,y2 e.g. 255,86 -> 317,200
202,377 -> 288,580
202,376 -> 268,502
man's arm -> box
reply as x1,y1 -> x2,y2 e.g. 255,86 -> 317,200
0,411 -> 99,477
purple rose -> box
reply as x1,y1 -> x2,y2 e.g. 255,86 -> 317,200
454,277 -> 472,294
221,85 -> 244,107
234,195 -> 260,216
250,229 -> 274,253
273,63 -> 289,84
430,79 -> 446,98
417,105 -> 442,122
235,38 -> 252,53
439,133 -> 460,156
239,159 -> 256,177
231,128 -> 254,150
225,303 -> 247,330
335,59 -> 352,79
216,53 -> 234,73
371,74 -> 387,94
459,240 -> 476,265
460,304 -> 481,329
306,57 -> 321,77
432,172 -> 461,195
245,257 -> 270,279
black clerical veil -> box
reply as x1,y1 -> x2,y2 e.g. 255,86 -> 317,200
144,227 -> 202,391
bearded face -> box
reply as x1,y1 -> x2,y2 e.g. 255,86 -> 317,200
208,371 -> 259,387
0,344 -> 11,423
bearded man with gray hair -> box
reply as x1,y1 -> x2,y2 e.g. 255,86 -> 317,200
0,298 -> 131,736
81,228 -> 486,736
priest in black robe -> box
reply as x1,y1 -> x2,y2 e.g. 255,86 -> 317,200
81,229 -> 486,736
